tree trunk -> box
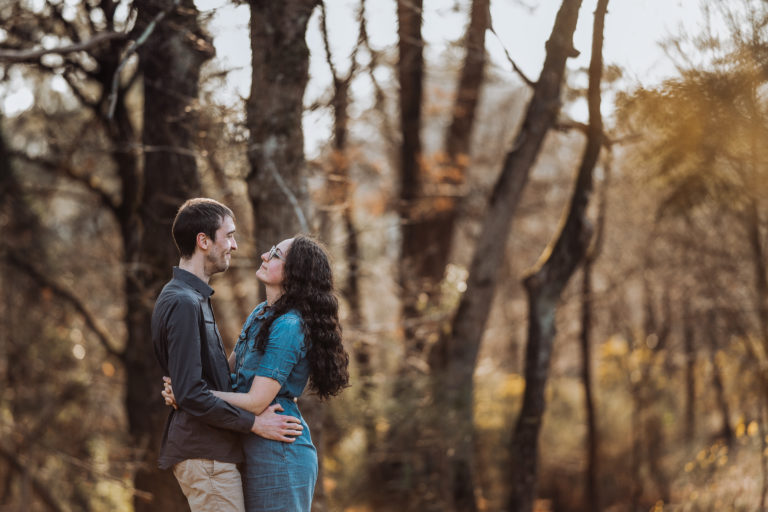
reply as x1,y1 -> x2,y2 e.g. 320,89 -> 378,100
445,0 -> 490,166
706,316 -> 733,444
396,0 -> 428,348
746,200 -> 768,347
507,1 -> 606,509
399,0 -> 490,351
246,2 -> 319,507
580,250 -> 599,512
246,0 -> 316,250
761,400 -> 768,512
683,300 -> 696,441
321,1 -> 373,454
421,0 -> 490,281
579,146 -> 610,512
128,0 -> 213,508
332,76 -> 363,324
629,372 -> 644,511
424,1 -> 586,510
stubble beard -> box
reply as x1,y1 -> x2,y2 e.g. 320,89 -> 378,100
207,250 -> 230,275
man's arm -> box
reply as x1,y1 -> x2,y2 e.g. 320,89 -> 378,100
164,297 -> 255,433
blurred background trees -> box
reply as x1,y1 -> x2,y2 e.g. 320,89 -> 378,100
3,0 -> 768,510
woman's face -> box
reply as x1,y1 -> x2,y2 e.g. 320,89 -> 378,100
256,238 -> 293,287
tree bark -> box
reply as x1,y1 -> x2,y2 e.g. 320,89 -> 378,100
246,2 -> 320,507
246,0 -> 316,251
424,1 -> 585,510
683,299 -> 696,441
706,316 -> 734,444
128,0 -> 213,508
506,1 -> 606,510
421,0 -> 490,282
396,0 -> 428,348
399,0 -> 490,351
578,146 -> 611,512
319,0 -> 374,455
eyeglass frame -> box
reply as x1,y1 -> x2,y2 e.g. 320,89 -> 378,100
267,245 -> 285,262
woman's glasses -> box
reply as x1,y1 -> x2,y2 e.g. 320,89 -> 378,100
267,245 -> 284,261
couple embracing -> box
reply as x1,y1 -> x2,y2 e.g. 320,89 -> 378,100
152,198 -> 350,511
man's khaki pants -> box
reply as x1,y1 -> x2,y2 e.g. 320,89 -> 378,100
173,459 -> 245,512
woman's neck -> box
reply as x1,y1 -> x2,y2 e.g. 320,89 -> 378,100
265,286 -> 283,306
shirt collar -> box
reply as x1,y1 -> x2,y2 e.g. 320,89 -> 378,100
172,267 -> 214,299
254,301 -> 271,319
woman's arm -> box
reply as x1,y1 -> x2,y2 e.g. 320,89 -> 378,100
212,376 -> 281,415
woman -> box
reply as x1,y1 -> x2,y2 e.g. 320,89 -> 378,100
165,235 -> 349,511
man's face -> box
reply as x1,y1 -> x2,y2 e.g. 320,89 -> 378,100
205,215 -> 237,274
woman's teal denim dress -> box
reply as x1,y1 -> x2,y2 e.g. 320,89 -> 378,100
231,302 -> 317,511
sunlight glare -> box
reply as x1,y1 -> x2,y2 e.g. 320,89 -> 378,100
3,88 -> 34,116
51,75 -> 69,94
72,344 -> 86,360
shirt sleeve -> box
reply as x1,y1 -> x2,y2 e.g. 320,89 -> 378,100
165,296 -> 255,433
253,313 -> 306,386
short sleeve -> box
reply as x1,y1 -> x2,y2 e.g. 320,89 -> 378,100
254,312 -> 306,385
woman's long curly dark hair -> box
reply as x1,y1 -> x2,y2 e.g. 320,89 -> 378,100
254,235 -> 349,399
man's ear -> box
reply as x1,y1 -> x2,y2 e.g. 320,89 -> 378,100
196,232 -> 209,251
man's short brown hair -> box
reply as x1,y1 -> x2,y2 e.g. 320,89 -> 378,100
172,198 -> 234,259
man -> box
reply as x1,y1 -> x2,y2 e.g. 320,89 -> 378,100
153,198 -> 303,511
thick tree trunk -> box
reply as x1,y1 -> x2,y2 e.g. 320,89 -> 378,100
424,1 -> 586,510
246,0 -> 315,250
127,0 -> 213,508
246,2 -> 319,507
506,1 -> 606,510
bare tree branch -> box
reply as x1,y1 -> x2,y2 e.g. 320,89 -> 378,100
358,1 -> 398,162
107,0 -> 182,119
0,31 -> 127,63
46,0 -> 82,44
319,2 -> 340,83
488,21 -> 536,87
249,141 -> 310,232
54,450 -> 155,501
9,150 -> 119,214
61,69 -> 99,111
4,252 -> 124,359
555,120 -> 637,148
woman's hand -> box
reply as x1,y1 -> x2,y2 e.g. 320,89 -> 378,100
162,376 -> 178,410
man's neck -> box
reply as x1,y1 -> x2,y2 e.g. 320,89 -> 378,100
178,257 -> 210,284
